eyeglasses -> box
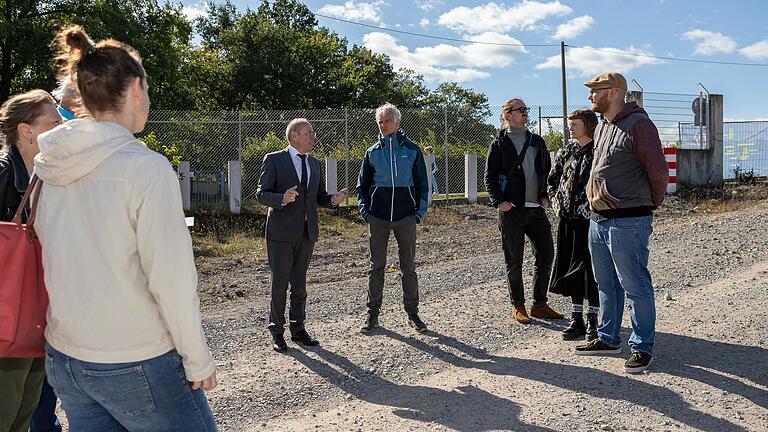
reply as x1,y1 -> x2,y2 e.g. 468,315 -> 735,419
588,87 -> 613,95
506,106 -> 530,114
301,130 -> 317,137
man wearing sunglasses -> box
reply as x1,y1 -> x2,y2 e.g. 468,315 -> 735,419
485,98 -> 563,325
574,72 -> 668,374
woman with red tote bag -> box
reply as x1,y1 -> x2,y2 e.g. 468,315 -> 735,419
0,91 -> 61,432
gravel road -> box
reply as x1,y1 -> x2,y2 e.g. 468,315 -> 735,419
194,195 -> 768,432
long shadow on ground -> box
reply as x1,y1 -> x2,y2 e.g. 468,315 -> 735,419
290,346 -> 557,432
374,328 -> 763,431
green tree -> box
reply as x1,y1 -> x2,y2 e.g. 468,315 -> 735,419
0,0 -> 192,108
542,118 -> 564,152
422,82 -> 496,156
141,130 -> 182,167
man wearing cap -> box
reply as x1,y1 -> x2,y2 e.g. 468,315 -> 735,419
574,72 -> 668,374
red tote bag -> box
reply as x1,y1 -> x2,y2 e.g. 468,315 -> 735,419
0,175 -> 48,358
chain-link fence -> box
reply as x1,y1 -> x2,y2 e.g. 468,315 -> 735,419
143,104 -> 584,209
722,121 -> 768,179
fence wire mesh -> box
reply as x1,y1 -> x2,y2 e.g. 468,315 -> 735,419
722,121 -> 768,179
144,104 -> 583,209
635,91 -> 710,149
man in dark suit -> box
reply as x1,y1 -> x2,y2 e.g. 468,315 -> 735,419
256,118 -> 348,352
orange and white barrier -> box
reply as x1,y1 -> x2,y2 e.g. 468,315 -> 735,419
664,147 -> 677,193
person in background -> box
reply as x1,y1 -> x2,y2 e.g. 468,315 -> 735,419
547,109 -> 600,341
51,77 -> 78,122
425,146 -> 439,195
34,25 -> 218,430
484,98 -> 564,325
356,103 -> 430,334
574,72 -> 668,374
0,90 -> 61,432
27,78 -> 79,432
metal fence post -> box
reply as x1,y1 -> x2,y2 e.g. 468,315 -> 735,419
344,108 -> 350,205
444,105 -> 449,201
237,111 -> 243,207
538,106 -> 542,136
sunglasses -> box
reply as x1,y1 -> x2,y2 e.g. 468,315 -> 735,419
506,106 -> 530,114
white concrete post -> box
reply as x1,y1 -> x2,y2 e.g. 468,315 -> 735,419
424,154 -> 433,206
325,158 -> 338,194
178,161 -> 191,211
228,160 -> 241,214
464,154 -> 477,204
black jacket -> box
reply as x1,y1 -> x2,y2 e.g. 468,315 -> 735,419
484,129 -> 551,208
0,145 -> 30,222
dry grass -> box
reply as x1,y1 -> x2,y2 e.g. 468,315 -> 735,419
676,179 -> 768,215
194,232 -> 266,258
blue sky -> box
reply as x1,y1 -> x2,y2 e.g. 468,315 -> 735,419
181,0 -> 768,120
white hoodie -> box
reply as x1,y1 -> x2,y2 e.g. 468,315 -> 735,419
34,120 -> 215,382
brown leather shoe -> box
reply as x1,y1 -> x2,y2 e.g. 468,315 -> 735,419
513,306 -> 531,324
530,304 -> 565,319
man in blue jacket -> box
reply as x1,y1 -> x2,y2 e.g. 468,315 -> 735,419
356,103 -> 429,334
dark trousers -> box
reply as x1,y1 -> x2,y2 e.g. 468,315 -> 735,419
0,357 -> 45,432
29,377 -> 61,432
366,215 -> 419,315
498,207 -> 554,307
267,226 -> 315,335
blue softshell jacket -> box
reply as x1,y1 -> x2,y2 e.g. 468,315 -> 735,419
356,129 -> 429,222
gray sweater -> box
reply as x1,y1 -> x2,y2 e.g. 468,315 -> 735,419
507,127 -> 539,206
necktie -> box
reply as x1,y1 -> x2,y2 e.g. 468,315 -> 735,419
298,154 -> 308,192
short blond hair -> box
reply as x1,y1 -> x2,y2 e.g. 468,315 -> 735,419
285,118 -> 311,143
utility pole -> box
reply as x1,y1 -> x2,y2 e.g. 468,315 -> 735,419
561,41 -> 569,142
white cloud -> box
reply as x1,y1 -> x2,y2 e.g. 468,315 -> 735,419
437,1 -> 572,34
415,0 -> 443,11
536,46 -> 663,77
362,31 -> 527,82
551,15 -> 594,40
418,18 -> 430,27
317,1 -> 384,24
739,40 -> 768,60
182,3 -> 207,21
681,29 -> 737,55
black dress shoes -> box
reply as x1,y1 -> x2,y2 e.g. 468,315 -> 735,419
290,329 -> 319,346
272,333 -> 288,352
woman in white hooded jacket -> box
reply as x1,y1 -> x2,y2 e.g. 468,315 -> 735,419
33,25 -> 218,431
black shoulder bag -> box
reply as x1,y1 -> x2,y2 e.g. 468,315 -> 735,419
499,131 -> 532,208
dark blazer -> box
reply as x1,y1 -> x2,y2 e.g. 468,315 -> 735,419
256,148 -> 336,243
0,145 -> 30,222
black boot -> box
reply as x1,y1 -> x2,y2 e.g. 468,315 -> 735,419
562,312 -> 586,340
586,312 -> 598,341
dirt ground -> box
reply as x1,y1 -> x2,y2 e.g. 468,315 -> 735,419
52,190 -> 768,431
192,192 -> 768,432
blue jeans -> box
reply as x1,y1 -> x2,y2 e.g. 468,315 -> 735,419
588,216 -> 656,355
29,377 -> 61,432
45,345 -> 217,431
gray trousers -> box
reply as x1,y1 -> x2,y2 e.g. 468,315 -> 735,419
366,214 -> 419,315
266,227 -> 314,335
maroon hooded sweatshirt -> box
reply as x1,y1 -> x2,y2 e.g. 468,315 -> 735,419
587,102 -> 669,220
